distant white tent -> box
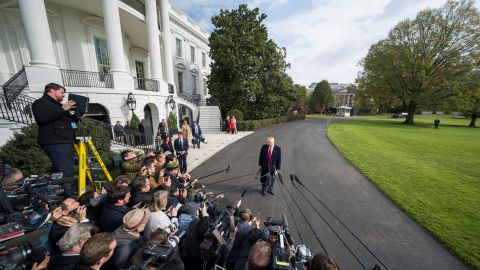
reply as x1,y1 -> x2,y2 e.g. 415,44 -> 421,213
336,106 -> 352,117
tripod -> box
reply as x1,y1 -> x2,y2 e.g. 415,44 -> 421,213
74,137 -> 112,195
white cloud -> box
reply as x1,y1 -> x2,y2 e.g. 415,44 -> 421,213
172,0 -> 480,85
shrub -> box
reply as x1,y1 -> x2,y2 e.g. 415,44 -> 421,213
130,112 -> 140,130
0,124 -> 51,176
168,111 -> 179,133
227,109 -> 244,121
236,114 -> 305,131
0,118 -> 116,177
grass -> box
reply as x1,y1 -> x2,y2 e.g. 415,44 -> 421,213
326,114 -> 480,269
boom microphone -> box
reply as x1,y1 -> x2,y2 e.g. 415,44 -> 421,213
241,189 -> 247,198
226,165 -> 231,174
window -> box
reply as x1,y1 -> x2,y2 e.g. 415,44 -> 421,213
177,71 -> 183,94
192,75 -> 197,94
203,78 -> 207,95
202,52 -> 206,67
176,38 -> 182,57
190,46 -> 195,63
94,37 -> 109,76
135,61 -> 145,90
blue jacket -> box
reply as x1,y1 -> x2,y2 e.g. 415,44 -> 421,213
191,124 -> 202,138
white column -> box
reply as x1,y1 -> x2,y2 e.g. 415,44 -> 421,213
102,0 -> 127,75
145,0 -> 163,81
160,0 -> 174,85
18,0 -> 57,68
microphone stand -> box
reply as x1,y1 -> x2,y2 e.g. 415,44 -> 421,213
196,165 -> 231,180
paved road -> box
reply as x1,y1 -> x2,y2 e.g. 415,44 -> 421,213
190,118 -> 468,270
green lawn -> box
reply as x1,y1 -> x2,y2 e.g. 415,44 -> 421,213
306,114 -> 335,119
326,115 -> 480,269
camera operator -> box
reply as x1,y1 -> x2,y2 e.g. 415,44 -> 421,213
49,197 -> 89,254
178,202 -> 206,231
144,190 -> 179,237
112,208 -> 150,269
227,213 -> 264,269
128,176 -> 152,207
74,232 -> 116,270
31,83 -> 77,179
309,253 -> 341,270
99,185 -> 131,232
120,150 -> 143,181
0,167 -> 23,191
128,230 -> 166,267
233,239 -> 272,270
49,223 -> 93,270
180,211 -> 210,270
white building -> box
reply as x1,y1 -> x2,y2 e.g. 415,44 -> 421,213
0,0 -> 220,145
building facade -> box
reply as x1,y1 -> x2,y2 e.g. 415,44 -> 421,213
0,0 -> 215,145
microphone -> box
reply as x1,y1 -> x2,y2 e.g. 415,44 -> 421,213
241,189 -> 247,198
289,174 -> 295,184
226,165 -> 231,174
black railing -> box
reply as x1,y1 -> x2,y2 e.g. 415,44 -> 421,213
0,93 -> 35,125
199,97 -> 220,106
61,69 -> 114,88
87,118 -> 154,149
178,93 -> 200,105
134,77 -> 159,92
2,67 -> 28,110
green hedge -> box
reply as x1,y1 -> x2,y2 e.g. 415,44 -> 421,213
0,118 -> 115,177
236,114 -> 305,131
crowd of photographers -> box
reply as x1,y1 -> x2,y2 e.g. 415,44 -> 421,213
1,147 -> 341,270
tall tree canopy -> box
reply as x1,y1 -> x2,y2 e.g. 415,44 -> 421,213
310,80 -> 334,114
357,0 -> 480,124
208,4 -> 305,119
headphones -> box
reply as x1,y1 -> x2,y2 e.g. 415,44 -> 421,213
239,208 -> 253,221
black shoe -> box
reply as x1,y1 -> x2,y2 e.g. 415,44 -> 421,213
268,191 -> 274,195
261,191 -> 265,196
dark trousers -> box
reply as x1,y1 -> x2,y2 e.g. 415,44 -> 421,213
42,144 -> 74,177
178,154 -> 187,174
194,135 -> 201,148
260,171 -> 275,193
41,144 -> 76,195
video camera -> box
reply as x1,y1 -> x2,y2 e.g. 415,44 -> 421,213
129,230 -> 186,269
200,205 -> 236,267
0,235 -> 48,270
265,214 -> 310,270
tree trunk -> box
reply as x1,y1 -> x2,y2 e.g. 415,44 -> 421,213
404,103 -> 416,125
468,113 -> 478,128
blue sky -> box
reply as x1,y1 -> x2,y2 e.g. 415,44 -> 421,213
171,0 -> 480,86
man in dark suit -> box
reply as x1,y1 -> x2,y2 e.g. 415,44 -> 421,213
161,123 -> 174,141
32,83 -> 77,178
258,137 -> 281,196
191,121 -> 202,149
174,131 -> 189,174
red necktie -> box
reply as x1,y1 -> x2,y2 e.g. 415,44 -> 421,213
267,146 -> 272,167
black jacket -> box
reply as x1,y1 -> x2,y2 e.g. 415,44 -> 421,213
258,144 -> 281,175
112,227 -> 142,269
128,191 -> 151,208
48,221 -> 70,254
174,138 -> 189,155
99,204 -> 130,232
32,94 -> 75,145
49,253 -> 80,270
